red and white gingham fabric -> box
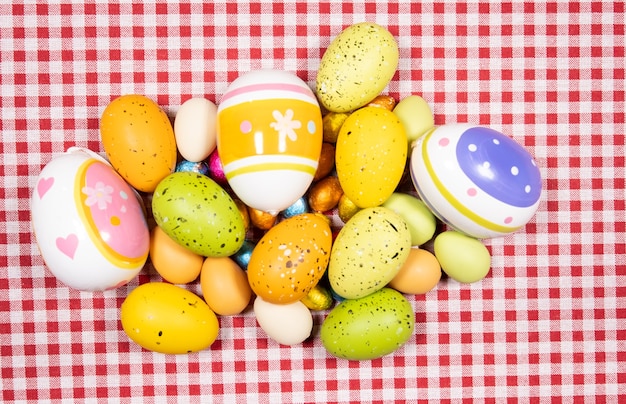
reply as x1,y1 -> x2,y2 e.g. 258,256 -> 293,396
1,1 -> 625,402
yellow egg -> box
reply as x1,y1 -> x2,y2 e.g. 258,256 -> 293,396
316,22 -> 399,113
120,282 -> 219,354
100,95 -> 177,193
434,231 -> 491,283
200,257 -> 252,316
388,247 -> 441,295
335,106 -> 407,208
247,213 -> 332,304
149,226 -> 204,284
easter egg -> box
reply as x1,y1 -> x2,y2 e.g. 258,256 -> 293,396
381,192 -> 437,246
335,106 -> 407,208
410,124 -> 542,239
247,213 -> 332,304
434,230 -> 491,283
320,287 -> 414,360
388,247 -> 441,295
328,207 -> 411,299
174,97 -> 217,162
316,22 -> 399,113
100,94 -> 177,193
216,69 -> 323,214
253,296 -> 313,346
393,95 -> 435,144
149,226 -> 204,284
120,282 -> 219,354
151,172 -> 245,257
31,147 -> 149,291
200,257 -> 252,316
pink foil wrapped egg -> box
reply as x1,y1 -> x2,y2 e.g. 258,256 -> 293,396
31,147 -> 149,291
410,124 -> 542,239
216,69 -> 323,214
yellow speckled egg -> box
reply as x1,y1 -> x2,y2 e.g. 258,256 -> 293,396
100,94 -> 177,193
120,282 -> 219,354
335,106 -> 407,208
247,213 -> 333,304
329,207 -> 411,299
316,22 -> 399,113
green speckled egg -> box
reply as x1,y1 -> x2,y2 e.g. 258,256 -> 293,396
335,106 -> 407,208
328,207 -> 411,299
316,22 -> 399,113
152,172 -> 245,257
320,287 -> 415,360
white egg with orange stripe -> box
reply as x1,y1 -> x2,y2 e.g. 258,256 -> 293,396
216,69 -> 323,215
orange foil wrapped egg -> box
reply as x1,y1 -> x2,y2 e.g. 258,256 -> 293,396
217,69 -> 323,215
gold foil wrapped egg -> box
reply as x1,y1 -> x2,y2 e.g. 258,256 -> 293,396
338,193 -> 361,223
367,95 -> 397,111
308,176 -> 343,213
322,112 -> 350,143
313,142 -> 336,182
248,206 -> 277,230
301,283 -> 333,311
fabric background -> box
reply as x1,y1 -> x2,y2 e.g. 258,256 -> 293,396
1,1 -> 624,402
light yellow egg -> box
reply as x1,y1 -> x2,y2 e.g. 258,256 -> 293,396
335,106 -> 407,208
393,95 -> 435,144
316,22 -> 399,113
434,231 -> 491,283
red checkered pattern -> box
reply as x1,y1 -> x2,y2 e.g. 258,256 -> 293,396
1,1 -> 625,402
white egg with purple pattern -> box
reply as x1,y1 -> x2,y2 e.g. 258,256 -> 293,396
409,124 -> 542,239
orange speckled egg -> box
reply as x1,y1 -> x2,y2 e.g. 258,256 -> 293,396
100,94 -> 177,193
388,247 -> 441,295
200,256 -> 252,316
247,213 -> 332,304
149,226 -> 204,284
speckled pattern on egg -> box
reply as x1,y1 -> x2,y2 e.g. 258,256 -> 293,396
335,106 -> 407,208
100,94 -> 177,193
320,287 -> 415,360
328,207 -> 411,299
151,172 -> 245,257
247,213 -> 332,304
316,22 -> 399,113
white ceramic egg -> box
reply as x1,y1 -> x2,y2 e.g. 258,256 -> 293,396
31,147 -> 149,291
410,124 -> 542,239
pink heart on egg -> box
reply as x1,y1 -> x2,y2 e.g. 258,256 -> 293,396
37,177 -> 54,199
56,234 -> 78,259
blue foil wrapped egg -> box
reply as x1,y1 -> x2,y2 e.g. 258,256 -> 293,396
409,124 -> 542,239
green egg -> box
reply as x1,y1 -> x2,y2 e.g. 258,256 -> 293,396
320,287 -> 415,360
328,207 -> 411,299
152,172 -> 245,257
434,230 -> 491,283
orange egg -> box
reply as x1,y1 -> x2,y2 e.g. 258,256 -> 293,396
100,94 -> 177,193
149,226 -> 204,284
247,213 -> 332,304
388,247 -> 441,295
200,256 -> 252,316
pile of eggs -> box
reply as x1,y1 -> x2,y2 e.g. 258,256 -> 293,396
31,22 -> 542,360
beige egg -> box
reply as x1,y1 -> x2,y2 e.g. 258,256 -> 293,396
253,296 -> 313,346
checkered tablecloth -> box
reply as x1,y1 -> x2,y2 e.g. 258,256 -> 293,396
1,1 -> 624,402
